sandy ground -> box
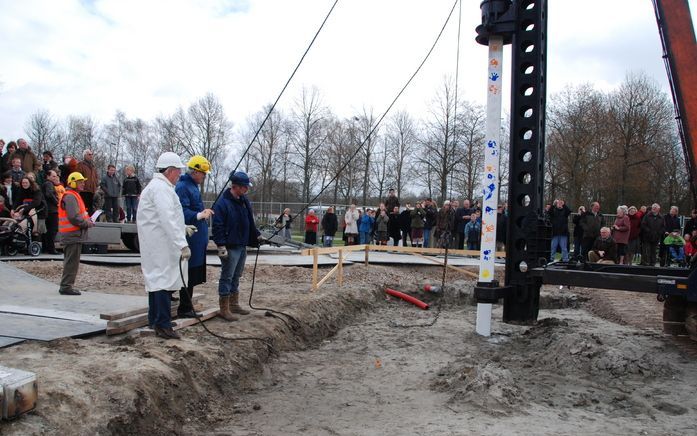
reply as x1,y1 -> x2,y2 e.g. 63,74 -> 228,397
1,259 -> 697,435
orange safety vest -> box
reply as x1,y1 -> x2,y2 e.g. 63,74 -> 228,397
58,190 -> 89,234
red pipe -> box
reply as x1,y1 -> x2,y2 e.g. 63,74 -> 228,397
385,288 -> 429,310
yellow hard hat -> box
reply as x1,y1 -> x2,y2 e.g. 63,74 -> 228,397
187,155 -> 211,174
67,172 -> 87,189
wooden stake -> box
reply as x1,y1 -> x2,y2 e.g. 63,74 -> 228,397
312,248 -> 319,291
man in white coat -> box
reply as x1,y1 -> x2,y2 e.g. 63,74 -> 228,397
137,152 -> 191,339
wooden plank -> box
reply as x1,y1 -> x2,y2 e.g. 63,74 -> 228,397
369,244 -> 506,257
138,308 -> 219,336
0,336 -> 25,348
316,263 -> 340,289
0,313 -> 104,341
312,248 -> 319,291
100,293 -> 202,320
365,244 -> 369,266
106,303 -> 203,335
300,244 -> 368,255
338,249 -> 343,287
412,252 -> 479,279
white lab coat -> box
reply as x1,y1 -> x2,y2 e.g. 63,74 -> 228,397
137,173 -> 189,292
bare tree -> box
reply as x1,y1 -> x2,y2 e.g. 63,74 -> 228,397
417,79 -> 460,203
453,102 -> 486,201
25,109 -> 58,155
385,110 -> 417,199
288,86 -> 328,204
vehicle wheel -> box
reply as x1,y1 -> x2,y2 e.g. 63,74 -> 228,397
6,246 -> 18,256
122,233 -> 140,252
29,241 -> 42,257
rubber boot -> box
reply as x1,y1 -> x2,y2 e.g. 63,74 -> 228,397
230,293 -> 250,315
218,296 -> 238,321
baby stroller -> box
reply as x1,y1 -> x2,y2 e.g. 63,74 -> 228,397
0,209 -> 43,257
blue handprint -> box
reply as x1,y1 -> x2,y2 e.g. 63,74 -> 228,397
489,72 -> 499,82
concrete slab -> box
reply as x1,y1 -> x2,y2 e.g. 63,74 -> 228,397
0,336 -> 25,348
0,313 -> 104,341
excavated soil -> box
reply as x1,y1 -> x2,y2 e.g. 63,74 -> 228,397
1,260 -> 696,435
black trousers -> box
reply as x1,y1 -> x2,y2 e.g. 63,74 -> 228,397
80,191 -> 95,215
43,212 -> 58,253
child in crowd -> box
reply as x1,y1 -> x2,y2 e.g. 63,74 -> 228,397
375,209 -> 389,245
464,212 -> 482,250
663,231 -> 686,267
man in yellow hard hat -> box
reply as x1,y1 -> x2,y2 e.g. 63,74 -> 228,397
58,172 -> 95,295
175,155 -> 215,318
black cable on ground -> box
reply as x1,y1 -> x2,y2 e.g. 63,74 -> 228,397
388,297 -> 443,328
177,257 -> 278,354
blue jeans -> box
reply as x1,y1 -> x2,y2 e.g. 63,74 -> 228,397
323,235 -> 334,247
218,246 -> 247,297
148,290 -> 173,329
669,246 -> 685,262
423,228 -> 431,248
360,231 -> 371,244
125,196 -> 138,221
551,235 -> 569,261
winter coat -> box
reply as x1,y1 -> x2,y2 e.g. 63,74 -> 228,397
410,208 -> 426,229
14,185 -> 45,219
375,213 -> 389,232
399,209 -> 411,232
465,220 -> 481,242
641,212 -> 665,243
100,174 -> 121,198
388,212 -> 401,238
137,173 -> 189,293
344,208 -> 359,234
42,181 -> 58,214
611,214 -> 630,245
549,205 -> 571,236
359,214 -> 374,233
122,175 -> 142,197
58,189 -> 91,244
175,173 -> 209,269
664,214 -> 681,234
580,212 -> 603,240
12,148 -> 40,173
455,207 -> 473,233
628,211 -> 644,241
664,234 -> 685,246
424,205 -> 437,229
436,208 -> 456,234
76,160 -> 99,193
591,236 -> 617,263
305,214 -> 319,233
322,212 -> 339,236
212,189 -> 260,248
385,195 -> 400,213
275,213 -> 292,230
684,216 -> 697,236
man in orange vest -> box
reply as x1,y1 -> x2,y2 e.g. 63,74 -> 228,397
58,172 -> 95,295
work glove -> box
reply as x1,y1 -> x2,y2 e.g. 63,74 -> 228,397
217,246 -> 228,259
181,246 -> 191,260
185,225 -> 197,237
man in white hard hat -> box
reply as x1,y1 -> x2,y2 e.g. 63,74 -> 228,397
137,152 -> 191,339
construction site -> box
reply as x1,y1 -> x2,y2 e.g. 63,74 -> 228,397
2,0 -> 697,434
0,246 -> 695,435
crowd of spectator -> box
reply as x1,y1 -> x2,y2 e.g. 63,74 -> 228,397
0,138 -> 142,254
545,199 -> 697,267
275,188 -> 508,252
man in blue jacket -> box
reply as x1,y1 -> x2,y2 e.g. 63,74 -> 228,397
212,171 -> 260,321
175,156 -> 214,318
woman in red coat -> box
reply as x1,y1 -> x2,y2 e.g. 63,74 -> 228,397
304,209 -> 320,245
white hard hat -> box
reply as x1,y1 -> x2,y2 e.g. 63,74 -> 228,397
155,152 -> 185,170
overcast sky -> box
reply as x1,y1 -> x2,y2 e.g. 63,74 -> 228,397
0,0 -> 695,144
